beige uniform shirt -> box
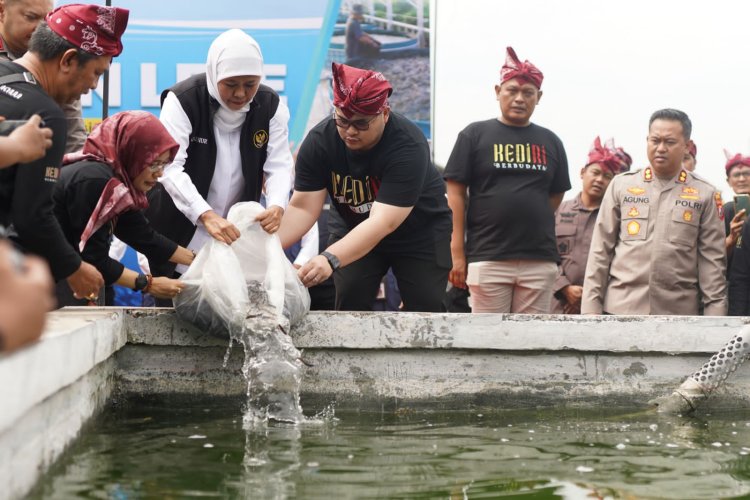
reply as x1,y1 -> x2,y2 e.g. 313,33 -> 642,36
552,194 -> 598,313
582,167 -> 727,315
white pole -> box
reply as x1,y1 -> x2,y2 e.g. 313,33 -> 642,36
416,0 -> 425,47
386,0 -> 393,30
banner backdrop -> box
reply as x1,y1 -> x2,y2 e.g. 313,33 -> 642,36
51,1 -> 432,305
58,0 -> 340,147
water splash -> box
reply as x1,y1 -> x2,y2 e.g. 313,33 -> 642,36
233,282 -> 305,425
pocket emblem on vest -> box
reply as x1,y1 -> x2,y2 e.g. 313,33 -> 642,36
253,130 -> 268,148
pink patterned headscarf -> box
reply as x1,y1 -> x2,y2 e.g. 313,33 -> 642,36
63,111 -> 178,251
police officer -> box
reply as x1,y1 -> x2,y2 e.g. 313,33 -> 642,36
552,137 -> 631,314
582,109 -> 727,316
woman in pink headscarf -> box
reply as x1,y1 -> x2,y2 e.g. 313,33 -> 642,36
52,111 -> 195,306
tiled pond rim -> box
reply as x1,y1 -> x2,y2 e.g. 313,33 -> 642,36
2,309 -> 750,499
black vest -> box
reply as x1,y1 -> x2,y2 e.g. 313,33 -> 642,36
146,73 -> 280,266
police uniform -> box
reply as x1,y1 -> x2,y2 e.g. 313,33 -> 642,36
582,167 -> 727,315
552,193 -> 599,313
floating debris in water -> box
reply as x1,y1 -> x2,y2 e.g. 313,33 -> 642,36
188,435 -> 206,439
203,443 -> 214,448
712,442 -> 723,447
615,443 -> 626,450
576,466 -> 594,473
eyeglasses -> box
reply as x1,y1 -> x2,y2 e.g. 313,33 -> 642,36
332,113 -> 379,131
148,161 -> 169,173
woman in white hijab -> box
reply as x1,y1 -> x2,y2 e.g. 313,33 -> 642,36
145,29 -> 294,287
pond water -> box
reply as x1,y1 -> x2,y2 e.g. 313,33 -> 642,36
28,400 -> 750,499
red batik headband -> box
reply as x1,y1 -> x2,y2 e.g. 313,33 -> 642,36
500,46 -> 543,89
586,137 -> 632,175
332,62 -> 392,118
46,3 -> 129,56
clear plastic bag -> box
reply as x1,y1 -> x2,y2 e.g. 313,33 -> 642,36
174,202 -> 310,336
226,202 -> 310,326
173,239 -> 249,338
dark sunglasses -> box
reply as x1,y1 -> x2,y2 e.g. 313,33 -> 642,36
332,113 -> 379,131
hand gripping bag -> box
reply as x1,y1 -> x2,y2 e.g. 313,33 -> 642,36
174,201 -> 310,336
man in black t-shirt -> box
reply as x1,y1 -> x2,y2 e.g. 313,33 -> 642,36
0,4 -> 129,302
279,63 -> 452,311
444,47 -> 570,314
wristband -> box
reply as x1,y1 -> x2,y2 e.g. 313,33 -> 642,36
320,251 -> 340,271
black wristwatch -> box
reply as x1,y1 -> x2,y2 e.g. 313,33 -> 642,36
133,273 -> 149,291
320,251 -> 340,271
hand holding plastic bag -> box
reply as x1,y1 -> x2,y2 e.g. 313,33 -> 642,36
227,202 -> 310,326
174,202 -> 310,336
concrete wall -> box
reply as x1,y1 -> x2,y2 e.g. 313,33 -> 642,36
118,310 -> 750,410
0,309 -> 125,500
4,308 -> 750,499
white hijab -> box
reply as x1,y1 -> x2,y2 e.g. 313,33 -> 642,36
206,29 -> 264,132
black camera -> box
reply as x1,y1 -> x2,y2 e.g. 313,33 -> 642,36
0,119 -> 45,136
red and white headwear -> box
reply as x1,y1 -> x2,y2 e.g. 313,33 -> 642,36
724,149 -> 750,175
687,140 -> 697,159
500,46 -> 543,89
586,137 -> 632,175
331,62 -> 392,118
46,4 -> 129,56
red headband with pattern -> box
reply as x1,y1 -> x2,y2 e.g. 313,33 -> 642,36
500,46 -> 543,89
586,137 -> 632,175
687,141 -> 697,158
332,62 -> 392,118
46,3 -> 129,56
725,149 -> 750,174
